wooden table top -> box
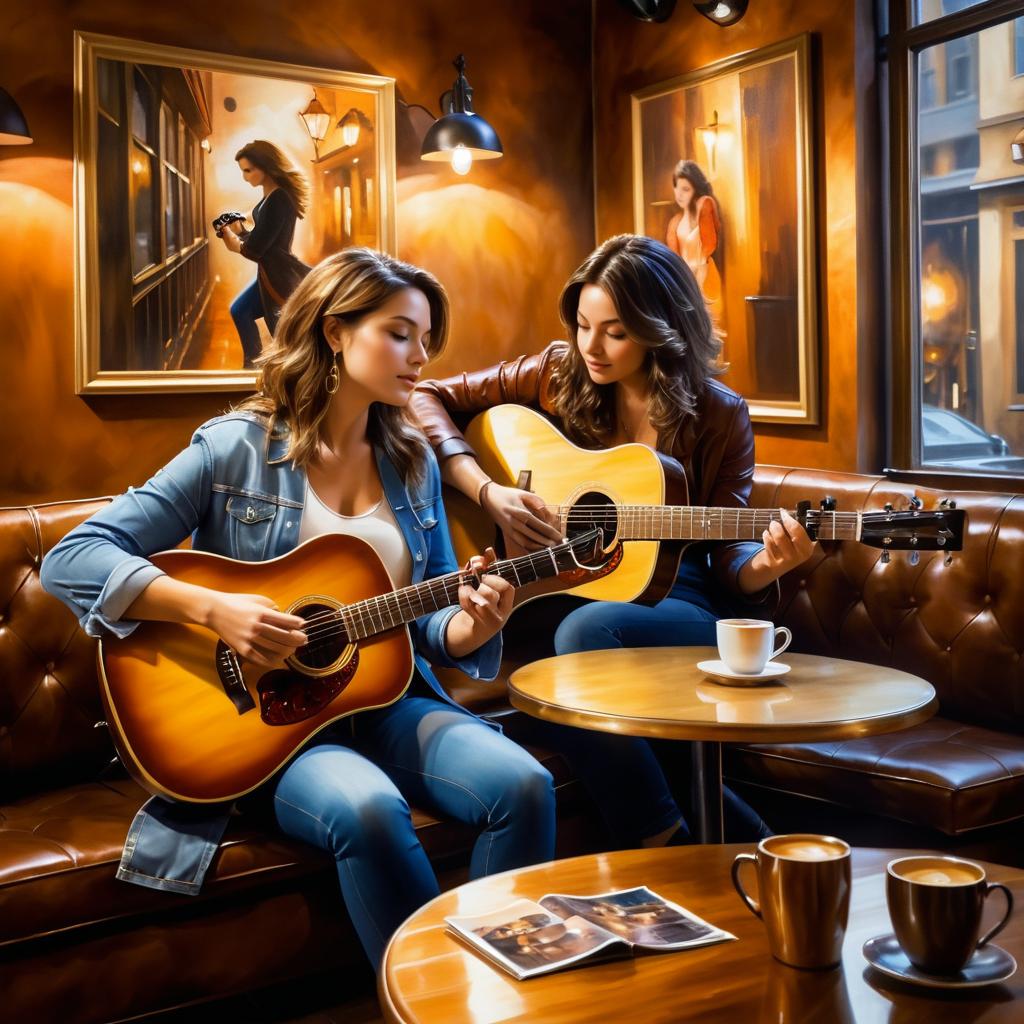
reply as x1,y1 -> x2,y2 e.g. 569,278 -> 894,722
379,846 -> 1023,1024
507,648 -> 938,743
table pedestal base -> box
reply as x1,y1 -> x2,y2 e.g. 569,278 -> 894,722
690,740 -> 724,843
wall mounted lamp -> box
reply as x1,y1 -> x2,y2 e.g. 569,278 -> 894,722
693,0 -> 749,26
338,108 -> 374,148
0,87 -> 32,145
698,110 -> 720,171
298,91 -> 331,160
411,55 -> 502,176
617,0 -> 677,21
1012,125 -> 1024,165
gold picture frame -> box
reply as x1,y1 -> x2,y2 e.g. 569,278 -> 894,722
74,31 -> 397,394
632,35 -> 818,424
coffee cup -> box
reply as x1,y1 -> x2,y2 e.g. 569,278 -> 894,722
716,618 -> 792,675
886,855 -> 1014,975
732,834 -> 851,969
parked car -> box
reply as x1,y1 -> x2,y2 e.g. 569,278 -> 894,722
922,404 -> 1024,472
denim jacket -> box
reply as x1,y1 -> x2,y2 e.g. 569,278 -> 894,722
41,412 -> 501,894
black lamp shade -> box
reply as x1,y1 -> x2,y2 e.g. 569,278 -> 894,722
692,0 -> 749,26
0,87 -> 32,145
420,112 -> 503,162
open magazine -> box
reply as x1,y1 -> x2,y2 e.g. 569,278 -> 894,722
445,886 -> 735,980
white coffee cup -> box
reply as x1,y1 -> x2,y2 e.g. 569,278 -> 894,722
716,619 -> 792,675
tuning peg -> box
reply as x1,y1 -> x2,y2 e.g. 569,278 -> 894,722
880,550 -> 891,564
940,498 -> 957,509
908,496 -> 923,511
820,495 -> 837,511
908,551 -> 920,566
945,552 -> 954,567
884,502 -> 893,514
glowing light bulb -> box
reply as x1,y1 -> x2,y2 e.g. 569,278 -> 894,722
341,120 -> 360,147
451,144 -> 472,175
712,2 -> 732,18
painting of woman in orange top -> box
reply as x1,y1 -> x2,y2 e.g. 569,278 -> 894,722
665,160 -> 722,328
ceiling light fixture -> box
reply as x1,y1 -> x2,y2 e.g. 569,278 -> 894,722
692,0 -> 749,26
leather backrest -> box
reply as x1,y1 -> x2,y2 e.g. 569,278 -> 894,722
0,500 -> 114,801
752,467 -> 1024,735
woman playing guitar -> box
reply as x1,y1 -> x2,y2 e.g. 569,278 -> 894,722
411,234 -> 815,846
41,249 -> 556,968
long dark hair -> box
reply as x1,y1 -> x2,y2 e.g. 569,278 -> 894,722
238,248 -> 449,487
551,234 -> 722,452
672,160 -> 715,215
234,140 -> 310,218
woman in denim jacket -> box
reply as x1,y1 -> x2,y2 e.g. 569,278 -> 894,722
41,248 -> 556,968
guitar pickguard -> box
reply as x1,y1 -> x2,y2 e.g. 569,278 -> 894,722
257,648 -> 360,726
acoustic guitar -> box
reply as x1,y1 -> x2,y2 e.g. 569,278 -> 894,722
444,405 -> 967,609
99,527 -> 604,804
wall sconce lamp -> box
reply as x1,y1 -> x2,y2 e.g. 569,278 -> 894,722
338,108 -> 374,148
617,0 -> 677,21
693,0 -> 749,26
299,91 -> 331,160
414,55 -> 502,176
1012,125 -> 1024,165
698,110 -> 720,172
0,87 -> 33,145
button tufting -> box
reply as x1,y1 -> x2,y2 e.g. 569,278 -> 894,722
909,596 -> 916,605
945,645 -> 952,653
45,662 -> 54,673
799,579 -> 806,588
984,594 -> 992,604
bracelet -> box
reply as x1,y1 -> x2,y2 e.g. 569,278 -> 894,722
476,479 -> 493,508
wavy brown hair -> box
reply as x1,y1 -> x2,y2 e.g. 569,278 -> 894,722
551,234 -> 722,452
238,248 -> 449,486
234,140 -> 309,218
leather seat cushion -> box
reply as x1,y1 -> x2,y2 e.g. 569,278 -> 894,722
0,739 -> 573,948
725,716 -> 1024,835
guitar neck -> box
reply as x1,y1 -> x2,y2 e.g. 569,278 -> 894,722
612,506 -> 862,542
340,545 -> 574,642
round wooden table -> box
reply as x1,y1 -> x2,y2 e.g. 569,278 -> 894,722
379,846 -> 1023,1024
508,648 -> 938,843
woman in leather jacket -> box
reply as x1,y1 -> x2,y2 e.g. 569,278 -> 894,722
411,234 -> 814,846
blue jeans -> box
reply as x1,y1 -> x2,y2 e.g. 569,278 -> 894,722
522,583 -> 767,844
230,279 -> 265,367
272,696 -> 555,968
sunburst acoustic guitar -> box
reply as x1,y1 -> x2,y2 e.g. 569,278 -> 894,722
443,405 -> 967,609
99,527 -> 605,804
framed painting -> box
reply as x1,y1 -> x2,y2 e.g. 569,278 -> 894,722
632,35 -> 818,424
73,32 -> 396,394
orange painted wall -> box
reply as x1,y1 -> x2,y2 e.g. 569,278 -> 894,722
592,0 -> 882,473
0,0 -> 594,504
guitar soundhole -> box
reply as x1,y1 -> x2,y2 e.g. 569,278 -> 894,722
291,601 -> 349,672
257,649 -> 360,726
565,492 -> 618,563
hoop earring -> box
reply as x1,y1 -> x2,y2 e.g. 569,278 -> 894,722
325,358 -> 340,395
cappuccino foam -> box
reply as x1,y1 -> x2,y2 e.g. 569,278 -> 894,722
901,865 -> 980,886
768,839 -> 846,862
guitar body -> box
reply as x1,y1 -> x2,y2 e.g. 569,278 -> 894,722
99,534 -> 413,804
447,405 -> 689,607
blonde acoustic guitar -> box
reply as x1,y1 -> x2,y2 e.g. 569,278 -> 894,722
444,405 -> 967,609
99,528 -> 604,804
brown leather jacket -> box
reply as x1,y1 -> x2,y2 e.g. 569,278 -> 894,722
411,342 -> 772,608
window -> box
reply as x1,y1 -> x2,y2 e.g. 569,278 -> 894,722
884,1 -> 1024,477
1015,17 -> 1024,76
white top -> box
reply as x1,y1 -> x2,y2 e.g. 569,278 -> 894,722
298,485 -> 412,587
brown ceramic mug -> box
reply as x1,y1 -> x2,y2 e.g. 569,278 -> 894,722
732,834 -> 851,970
886,855 -> 1014,975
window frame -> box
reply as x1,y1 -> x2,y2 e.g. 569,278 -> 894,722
881,0 -> 1024,488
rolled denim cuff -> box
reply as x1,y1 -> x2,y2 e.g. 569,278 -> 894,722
424,606 -> 503,680
84,558 -> 166,639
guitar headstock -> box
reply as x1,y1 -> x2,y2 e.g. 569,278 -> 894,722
859,500 -> 966,553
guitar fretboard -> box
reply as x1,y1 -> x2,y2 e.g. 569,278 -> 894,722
562,506 -> 862,543
336,539 -> 583,642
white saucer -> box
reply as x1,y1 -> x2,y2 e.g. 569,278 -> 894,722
697,659 -> 791,686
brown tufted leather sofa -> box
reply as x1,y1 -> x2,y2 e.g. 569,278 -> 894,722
3,467 -> 1022,1021
727,467 -> 1024,844
0,499 -> 591,1024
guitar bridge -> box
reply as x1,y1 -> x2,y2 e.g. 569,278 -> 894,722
216,641 -> 257,715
